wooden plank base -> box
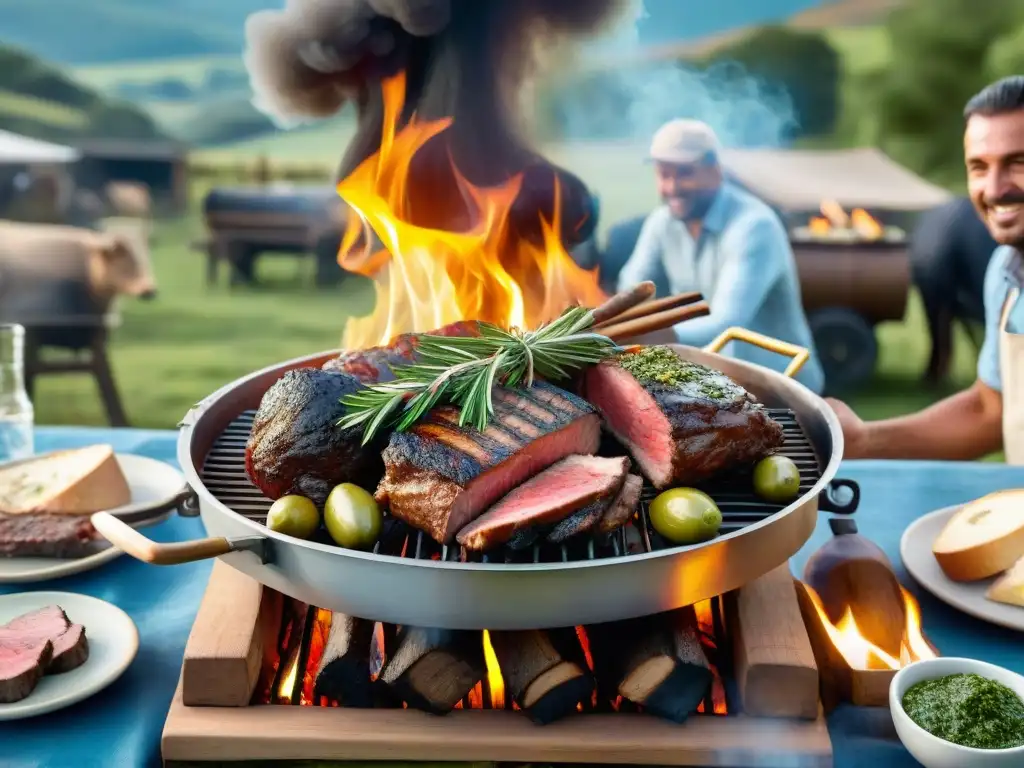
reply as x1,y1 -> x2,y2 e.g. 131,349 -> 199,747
163,676 -> 832,767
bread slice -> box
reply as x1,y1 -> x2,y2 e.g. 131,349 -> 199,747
987,555 -> 1024,608
932,490 -> 1024,581
0,444 -> 131,515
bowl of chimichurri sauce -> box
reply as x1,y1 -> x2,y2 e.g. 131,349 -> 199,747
890,657 -> 1024,768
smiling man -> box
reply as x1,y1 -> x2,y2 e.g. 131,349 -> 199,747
616,118 -> 824,393
828,76 -> 1024,463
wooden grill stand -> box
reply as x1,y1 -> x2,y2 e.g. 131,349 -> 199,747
163,562 -> 832,767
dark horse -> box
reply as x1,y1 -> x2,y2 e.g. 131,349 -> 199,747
910,196 -> 997,384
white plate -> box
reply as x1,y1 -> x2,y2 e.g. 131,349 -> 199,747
0,453 -> 186,584
0,591 -> 139,720
901,505 -> 1024,633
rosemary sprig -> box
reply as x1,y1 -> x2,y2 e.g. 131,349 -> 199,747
337,306 -> 620,444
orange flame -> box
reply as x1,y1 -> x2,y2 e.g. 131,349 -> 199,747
336,71 -> 606,349
804,584 -> 936,671
481,630 -> 505,709
806,200 -> 885,241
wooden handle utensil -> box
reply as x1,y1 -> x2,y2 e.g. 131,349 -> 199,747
598,300 -> 711,342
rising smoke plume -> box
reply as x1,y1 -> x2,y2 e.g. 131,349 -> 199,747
243,0 -> 633,247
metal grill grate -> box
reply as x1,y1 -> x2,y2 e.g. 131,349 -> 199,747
201,408 -> 823,565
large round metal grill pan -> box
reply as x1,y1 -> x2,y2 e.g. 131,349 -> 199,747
173,344 -> 846,630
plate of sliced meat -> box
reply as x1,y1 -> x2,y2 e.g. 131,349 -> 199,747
0,591 -> 138,719
0,446 -> 190,584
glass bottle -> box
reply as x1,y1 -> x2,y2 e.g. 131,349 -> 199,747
0,324 -> 34,462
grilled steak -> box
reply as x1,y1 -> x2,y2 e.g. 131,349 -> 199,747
0,635 -> 51,703
458,455 -> 630,551
0,513 -> 98,558
375,382 -> 601,544
0,605 -> 88,703
596,473 -> 643,535
245,368 -> 385,505
322,321 -> 482,382
583,347 -> 784,488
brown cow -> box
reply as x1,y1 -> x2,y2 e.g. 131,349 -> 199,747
0,220 -> 157,331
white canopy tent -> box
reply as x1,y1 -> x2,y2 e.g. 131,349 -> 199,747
0,129 -> 80,165
720,147 -> 953,213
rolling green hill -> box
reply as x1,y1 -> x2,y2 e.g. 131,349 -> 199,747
0,44 -> 165,142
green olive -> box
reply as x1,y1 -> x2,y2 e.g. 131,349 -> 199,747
752,455 -> 801,503
266,495 -> 320,540
324,483 -> 382,551
649,488 -> 722,545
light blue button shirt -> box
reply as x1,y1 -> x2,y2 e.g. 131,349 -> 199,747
976,246 -> 1024,391
616,183 -> 825,394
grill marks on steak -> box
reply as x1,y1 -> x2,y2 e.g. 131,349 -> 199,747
375,382 -> 600,545
0,605 -> 89,703
457,455 -> 630,551
0,513 -> 98,558
583,352 -> 784,488
245,368 -> 385,506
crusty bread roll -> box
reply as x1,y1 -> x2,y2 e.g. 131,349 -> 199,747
932,490 -> 1024,582
0,444 -> 131,515
987,555 -> 1024,607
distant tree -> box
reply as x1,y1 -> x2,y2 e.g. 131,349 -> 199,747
703,25 -> 840,138
870,0 -> 1024,180
86,101 -> 163,139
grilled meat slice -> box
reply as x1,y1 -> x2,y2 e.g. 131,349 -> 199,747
0,605 -> 89,674
0,513 -> 98,558
0,604 -> 88,701
322,321 -> 482,382
458,455 -> 630,551
245,368 -> 384,505
596,473 -> 643,535
582,347 -> 784,488
375,382 -> 601,545
0,635 -> 51,703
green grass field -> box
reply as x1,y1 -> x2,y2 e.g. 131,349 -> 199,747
72,54 -> 245,89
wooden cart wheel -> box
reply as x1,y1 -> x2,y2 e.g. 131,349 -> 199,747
809,307 -> 878,395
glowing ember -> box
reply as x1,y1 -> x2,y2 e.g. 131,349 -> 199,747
336,72 -> 606,349
481,630 -> 506,709
802,583 -> 937,671
797,200 -> 894,242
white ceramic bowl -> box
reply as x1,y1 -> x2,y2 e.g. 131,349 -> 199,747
890,657 -> 1024,768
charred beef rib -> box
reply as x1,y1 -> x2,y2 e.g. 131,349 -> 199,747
375,382 -> 601,545
245,368 -> 385,505
0,605 -> 89,703
457,455 -> 630,551
583,346 -> 784,488
322,321 -> 482,382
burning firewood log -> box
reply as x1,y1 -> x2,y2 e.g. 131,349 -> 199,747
312,614 -> 374,707
376,627 -> 486,714
485,629 -> 594,724
585,609 -> 712,723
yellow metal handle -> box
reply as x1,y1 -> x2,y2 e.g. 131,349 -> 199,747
703,327 -> 809,379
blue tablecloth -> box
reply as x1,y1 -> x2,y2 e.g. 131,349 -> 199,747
2,429 -> 1023,768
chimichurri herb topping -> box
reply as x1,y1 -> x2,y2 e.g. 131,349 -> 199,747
618,346 -> 728,399
902,673 -> 1024,750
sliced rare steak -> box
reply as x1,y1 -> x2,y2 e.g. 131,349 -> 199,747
0,513 -> 98,559
322,321 -> 482,382
595,473 -> 643,535
0,605 -> 89,674
375,382 -> 601,545
583,347 -> 784,488
0,604 -> 88,702
245,368 -> 385,505
457,455 -> 630,551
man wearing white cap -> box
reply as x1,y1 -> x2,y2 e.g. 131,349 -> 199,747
617,118 -> 825,393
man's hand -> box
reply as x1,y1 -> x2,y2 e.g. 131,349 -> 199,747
825,397 -> 869,459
